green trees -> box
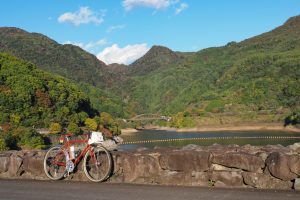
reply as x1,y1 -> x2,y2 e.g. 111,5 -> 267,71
67,122 -> 81,135
100,112 -> 121,136
83,113 -> 121,136
169,112 -> 194,128
284,112 -> 300,127
0,138 -> 8,151
0,126 -> 45,150
0,53 -> 95,128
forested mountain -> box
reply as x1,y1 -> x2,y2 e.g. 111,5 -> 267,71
121,15 -> 300,118
0,27 -> 116,87
0,15 -> 300,123
128,45 -> 193,76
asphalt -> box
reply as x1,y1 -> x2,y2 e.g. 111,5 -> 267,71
0,179 -> 299,200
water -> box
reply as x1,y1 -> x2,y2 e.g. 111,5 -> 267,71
119,129 -> 300,151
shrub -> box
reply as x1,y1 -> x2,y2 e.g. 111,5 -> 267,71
19,128 -> 45,149
205,100 -> 225,113
0,138 -> 8,151
169,112 -> 195,128
85,118 -> 98,131
49,123 -> 62,134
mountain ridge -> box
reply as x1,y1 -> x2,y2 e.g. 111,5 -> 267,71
0,27 -> 110,87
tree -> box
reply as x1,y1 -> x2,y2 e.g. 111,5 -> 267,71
67,122 -> 81,135
99,112 -> 121,136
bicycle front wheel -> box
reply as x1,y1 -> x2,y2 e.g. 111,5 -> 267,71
83,146 -> 112,182
43,146 -> 66,180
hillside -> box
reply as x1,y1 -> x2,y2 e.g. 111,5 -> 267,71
0,53 -> 96,127
0,15 -> 300,125
121,15 -> 300,121
0,27 -> 113,87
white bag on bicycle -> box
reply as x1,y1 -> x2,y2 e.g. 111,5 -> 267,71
88,131 -> 104,144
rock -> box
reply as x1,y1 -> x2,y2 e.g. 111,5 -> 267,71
120,154 -> 160,183
210,164 -> 242,172
22,152 -> 45,177
214,181 -> 228,188
294,178 -> 300,191
261,145 -> 290,154
159,171 -> 209,186
209,171 -> 244,187
266,152 -> 298,181
242,172 -> 293,190
181,144 -> 202,151
288,143 -> 300,153
240,144 -> 261,153
190,171 -> 209,186
287,155 -> 300,176
8,153 -> 23,176
0,153 -> 11,173
158,151 -> 210,172
212,152 -> 264,172
255,152 -> 269,162
101,140 -> 118,151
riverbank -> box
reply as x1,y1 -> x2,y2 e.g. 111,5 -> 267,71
121,128 -> 139,135
177,124 -> 300,133
123,123 -> 300,134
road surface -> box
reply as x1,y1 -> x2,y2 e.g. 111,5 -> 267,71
0,179 -> 299,200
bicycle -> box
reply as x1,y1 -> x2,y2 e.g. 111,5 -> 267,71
43,132 -> 112,182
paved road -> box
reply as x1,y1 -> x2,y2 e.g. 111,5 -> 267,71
0,179 -> 299,200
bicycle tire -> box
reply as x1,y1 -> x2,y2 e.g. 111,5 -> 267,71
43,146 -> 66,180
83,145 -> 112,182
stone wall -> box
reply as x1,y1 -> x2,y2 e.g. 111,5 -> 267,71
1,143 -> 300,190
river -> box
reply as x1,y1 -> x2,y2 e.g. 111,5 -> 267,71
119,129 -> 300,151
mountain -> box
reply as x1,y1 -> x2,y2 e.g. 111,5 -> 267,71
0,27 -> 112,87
128,45 -> 192,76
0,15 -> 300,124
121,15 -> 300,119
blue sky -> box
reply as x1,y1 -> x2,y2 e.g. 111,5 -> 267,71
1,0 -> 300,64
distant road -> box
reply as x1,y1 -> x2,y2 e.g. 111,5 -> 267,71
0,179 -> 299,200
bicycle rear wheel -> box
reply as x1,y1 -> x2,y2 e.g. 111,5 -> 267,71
43,146 -> 66,180
83,146 -> 112,182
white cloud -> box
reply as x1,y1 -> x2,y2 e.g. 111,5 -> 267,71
175,2 -> 188,15
97,43 -> 150,65
64,38 -> 107,51
123,0 -> 178,11
107,24 -> 126,33
58,7 -> 104,26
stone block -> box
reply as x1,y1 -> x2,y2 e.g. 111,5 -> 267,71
212,152 -> 264,172
242,172 -> 293,190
